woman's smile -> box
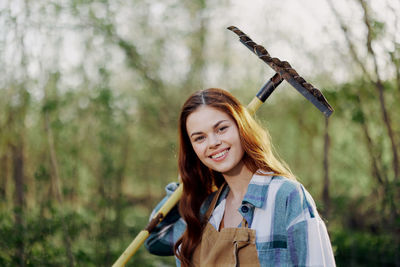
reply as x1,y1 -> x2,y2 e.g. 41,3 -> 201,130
209,148 -> 230,161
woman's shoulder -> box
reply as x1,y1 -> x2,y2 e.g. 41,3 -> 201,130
269,175 -> 303,196
269,175 -> 319,220
247,172 -> 305,204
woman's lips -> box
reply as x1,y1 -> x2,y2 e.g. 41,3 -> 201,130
209,148 -> 230,161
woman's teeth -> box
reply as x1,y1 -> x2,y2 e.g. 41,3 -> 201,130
211,149 -> 228,159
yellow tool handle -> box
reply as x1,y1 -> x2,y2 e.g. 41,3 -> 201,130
112,230 -> 150,267
112,183 -> 183,267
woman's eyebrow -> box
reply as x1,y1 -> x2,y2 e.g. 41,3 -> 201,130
213,120 -> 228,129
190,131 -> 202,138
190,120 -> 229,138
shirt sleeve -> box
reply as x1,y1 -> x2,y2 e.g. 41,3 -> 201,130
145,182 -> 186,256
144,183 -> 218,257
285,183 -> 336,266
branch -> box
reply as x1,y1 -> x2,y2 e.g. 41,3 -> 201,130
326,0 -> 372,81
357,0 -> 399,182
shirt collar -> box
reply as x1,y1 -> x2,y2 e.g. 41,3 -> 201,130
241,170 -> 274,208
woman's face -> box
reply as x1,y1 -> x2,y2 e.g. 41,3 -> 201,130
186,105 -> 245,175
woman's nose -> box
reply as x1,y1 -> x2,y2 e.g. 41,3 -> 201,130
208,134 -> 222,148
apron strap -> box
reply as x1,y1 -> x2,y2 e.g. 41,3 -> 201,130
204,183 -> 227,220
241,217 -> 249,228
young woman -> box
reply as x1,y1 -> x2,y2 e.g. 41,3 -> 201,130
145,88 -> 335,266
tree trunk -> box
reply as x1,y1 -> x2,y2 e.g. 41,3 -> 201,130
11,143 -> 25,267
356,96 -> 386,186
0,153 -> 8,201
114,135 -> 130,237
44,112 -> 62,203
357,0 -> 399,182
322,117 -> 331,218
43,111 -> 75,267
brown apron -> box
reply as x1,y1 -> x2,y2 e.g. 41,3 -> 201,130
192,184 -> 260,267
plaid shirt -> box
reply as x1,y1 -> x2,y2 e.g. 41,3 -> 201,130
145,172 -> 336,266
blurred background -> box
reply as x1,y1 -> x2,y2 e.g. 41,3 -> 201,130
1,0 -> 399,266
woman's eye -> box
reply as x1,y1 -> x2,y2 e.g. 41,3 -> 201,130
194,136 -> 205,142
218,126 -> 228,133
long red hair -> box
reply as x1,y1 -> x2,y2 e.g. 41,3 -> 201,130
174,88 -> 294,266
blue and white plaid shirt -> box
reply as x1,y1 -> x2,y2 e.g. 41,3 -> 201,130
145,172 -> 336,266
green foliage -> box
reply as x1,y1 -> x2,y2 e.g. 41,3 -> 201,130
332,229 -> 398,267
0,207 -> 175,267
371,20 -> 385,40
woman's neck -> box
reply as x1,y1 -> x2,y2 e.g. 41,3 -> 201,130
222,160 -> 253,201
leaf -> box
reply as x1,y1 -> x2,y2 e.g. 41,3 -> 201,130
351,108 -> 365,124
